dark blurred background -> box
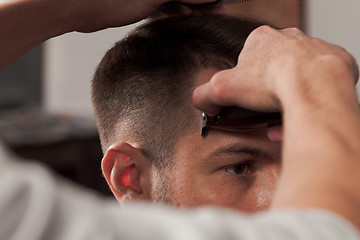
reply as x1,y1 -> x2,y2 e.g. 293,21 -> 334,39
0,46 -> 110,195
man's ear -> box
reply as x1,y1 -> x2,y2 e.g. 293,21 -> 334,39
102,142 -> 153,202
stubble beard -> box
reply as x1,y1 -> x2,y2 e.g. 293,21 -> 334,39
152,166 -> 175,206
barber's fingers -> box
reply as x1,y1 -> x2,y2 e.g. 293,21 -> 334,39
192,26 -> 298,116
156,2 -> 195,16
177,0 -> 218,3
193,69 -> 237,116
193,65 -> 281,117
157,0 -> 226,16
193,67 -> 278,116
179,0 -> 227,14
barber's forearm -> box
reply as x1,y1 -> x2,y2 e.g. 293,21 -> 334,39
0,0 -> 144,69
0,0 -> 220,70
0,0 -> 73,70
272,74 -> 360,228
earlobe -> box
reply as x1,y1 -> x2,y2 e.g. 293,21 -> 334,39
102,142 -> 150,202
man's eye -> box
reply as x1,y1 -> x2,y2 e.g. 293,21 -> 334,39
225,163 -> 252,175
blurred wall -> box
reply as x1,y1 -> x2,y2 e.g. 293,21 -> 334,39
305,0 -> 360,97
43,23 -> 140,116
0,46 -> 42,109
43,2 -> 360,116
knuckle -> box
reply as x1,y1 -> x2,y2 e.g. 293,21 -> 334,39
281,27 -> 304,38
285,27 -> 302,34
341,51 -> 356,66
310,37 -> 325,46
310,38 -> 356,67
325,51 -> 354,67
209,73 -> 228,103
252,25 -> 275,36
319,52 -> 359,82
246,25 -> 278,46
320,53 -> 347,67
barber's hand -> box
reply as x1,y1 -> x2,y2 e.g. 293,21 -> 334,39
192,26 -> 359,141
193,27 -> 360,229
70,0 -> 223,32
193,26 -> 359,114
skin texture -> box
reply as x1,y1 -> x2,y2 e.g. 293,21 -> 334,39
193,26 -> 360,229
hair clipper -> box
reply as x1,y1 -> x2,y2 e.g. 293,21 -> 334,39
200,107 -> 282,137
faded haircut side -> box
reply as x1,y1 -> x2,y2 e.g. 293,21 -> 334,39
91,15 -> 266,169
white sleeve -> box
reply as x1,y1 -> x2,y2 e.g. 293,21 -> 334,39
109,205 -> 360,240
0,142 -> 359,240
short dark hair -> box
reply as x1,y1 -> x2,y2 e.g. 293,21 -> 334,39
91,15 -> 266,168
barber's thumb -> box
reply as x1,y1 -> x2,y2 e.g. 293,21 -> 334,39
192,83 -> 222,117
193,69 -> 237,116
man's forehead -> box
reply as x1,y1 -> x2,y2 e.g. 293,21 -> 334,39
174,125 -> 279,162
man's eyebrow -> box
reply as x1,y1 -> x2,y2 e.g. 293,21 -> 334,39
201,144 -> 269,163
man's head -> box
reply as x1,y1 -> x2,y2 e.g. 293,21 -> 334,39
92,15 -> 281,212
